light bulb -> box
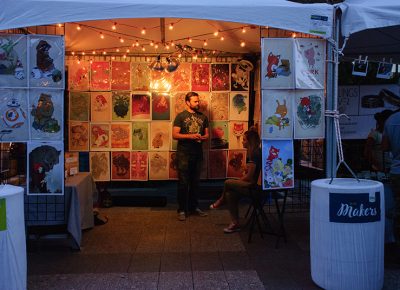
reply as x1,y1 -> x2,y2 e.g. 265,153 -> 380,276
292,33 -> 297,38
135,40 -> 139,47
242,27 -> 246,33
119,37 -> 124,43
112,23 -> 117,30
169,23 -> 174,30
150,41 -> 154,46
76,25 -> 81,31
57,23 -> 62,27
203,40 -> 208,46
103,51 -> 107,55
188,38 -> 192,43
240,41 -> 246,47
214,31 -> 219,36
100,32 -> 104,39
92,51 -> 96,55
126,49 -> 130,53
142,46 -> 146,51
141,28 -> 146,35
220,36 -> 224,41
116,48 -> 120,52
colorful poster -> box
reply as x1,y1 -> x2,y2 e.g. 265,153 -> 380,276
210,121 -> 229,149
211,63 -> 230,91
149,151 -> 169,180
261,90 -> 293,139
152,92 -> 170,120
0,89 -> 29,141
112,91 -> 131,121
229,92 -> 249,121
111,151 -> 130,180
68,121 -> 89,151
169,151 -> 178,180
29,89 -> 63,140
208,150 -> 227,179
91,92 -> 111,122
27,141 -> 64,195
262,139 -> 294,190
90,123 -> 110,151
111,61 -> 131,90
210,93 -> 229,121
150,121 -> 170,151
90,61 -> 110,91
229,121 -> 248,149
68,59 -> 89,91
90,151 -> 110,181
29,35 -> 64,88
231,63 -> 250,91
173,92 -> 187,119
131,93 -> 151,120
294,90 -> 325,139
198,92 -> 210,118
131,151 -> 148,181
69,91 -> 90,121
111,122 -> 131,150
227,150 -> 247,178
0,34 -> 27,88
261,38 -> 294,89
191,63 -> 210,91
170,62 -> 191,92
131,62 -> 150,91
131,121 -> 149,150
294,38 -> 326,89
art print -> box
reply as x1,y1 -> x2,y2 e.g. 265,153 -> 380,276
150,121 -> 170,151
69,91 -> 90,121
131,121 -> 149,150
131,93 -> 151,120
173,92 -> 187,118
261,38 -> 294,89
27,141 -> 64,195
169,151 -> 178,180
191,63 -> 210,91
208,150 -> 227,179
170,62 -> 191,92
150,69 -> 172,92
112,91 -> 131,121
29,89 -> 63,140
261,90 -> 293,139
211,63 -> 230,91
68,59 -> 89,91
0,34 -> 27,88
152,92 -> 170,120
91,92 -> 111,122
0,89 -> 29,141
352,59 -> 368,77
231,63 -> 250,91
229,92 -> 249,121
111,122 -> 131,150
210,93 -> 229,121
131,62 -> 150,91
131,151 -> 148,181
90,61 -> 110,91
294,38 -> 326,89
262,139 -> 294,190
210,121 -> 229,149
229,121 -> 248,149
294,90 -> 325,139
376,62 -> 393,79
227,150 -> 247,178
111,151 -> 130,180
198,92 -> 210,118
29,35 -> 64,88
68,121 -> 89,151
111,61 -> 131,90
90,151 -> 110,181
90,123 -> 110,151
148,151 -> 169,180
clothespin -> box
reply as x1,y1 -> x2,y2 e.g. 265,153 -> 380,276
363,56 -> 368,64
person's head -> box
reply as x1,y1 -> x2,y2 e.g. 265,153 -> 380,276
243,126 -> 261,156
374,109 -> 393,132
185,91 -> 200,112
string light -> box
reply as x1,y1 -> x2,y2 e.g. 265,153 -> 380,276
170,41 -> 175,47
242,27 -> 246,33
126,49 -> 130,53
89,60 -> 93,64
103,51 -> 107,55
240,41 -> 246,47
220,36 -> 224,41
169,23 -> 174,30
141,28 -> 146,35
146,57 -> 151,62
188,38 -> 192,43
119,37 -> 124,43
178,53 -> 182,58
116,48 -> 120,52
81,52 -> 85,55
213,31 -> 219,36
123,55 -> 127,59
193,55 -> 198,60
76,25 -> 81,31
100,32 -> 104,39
77,60 -> 80,64
154,44 -> 159,49
142,46 -> 146,51
292,32 -> 297,38
71,52 -> 75,55
92,51 -> 96,55
111,56 -> 115,60
112,22 -> 117,30
150,41 -> 154,46
135,40 -> 139,47
57,23 -> 62,27
165,44 -> 170,50
203,40 -> 208,47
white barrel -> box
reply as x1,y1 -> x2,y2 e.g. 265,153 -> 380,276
310,178 -> 384,290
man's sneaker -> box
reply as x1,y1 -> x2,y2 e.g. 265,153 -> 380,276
178,211 -> 186,221
223,223 -> 241,233
194,208 -> 208,217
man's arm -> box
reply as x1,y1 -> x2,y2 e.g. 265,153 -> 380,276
200,127 -> 209,140
172,126 -> 201,140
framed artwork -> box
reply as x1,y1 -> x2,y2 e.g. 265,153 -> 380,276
261,90 -> 294,139
229,121 -> 248,149
111,151 -> 130,180
90,61 -> 110,91
0,34 -> 27,88
69,91 -> 90,121
173,92 -> 187,119
191,63 -> 210,91
152,92 -> 171,120
29,35 -> 64,88
112,91 -> 131,121
170,62 -> 191,92
262,139 -> 294,190
169,151 -> 178,180
91,92 -> 111,122
198,92 -> 210,118
229,92 -> 249,121
68,59 -> 89,91
208,150 -> 227,179
90,123 -> 110,151
132,121 -> 149,150
111,61 -> 131,90
148,151 -> 169,180
27,141 -> 64,195
111,122 -> 131,150
294,90 -> 325,139
150,121 -> 170,151
29,89 -> 63,140
131,93 -> 151,120
90,151 -> 110,181
210,92 -> 229,121
68,121 -> 89,151
294,38 -> 326,89
131,62 -> 150,91
210,121 -> 229,149
131,151 -> 148,181
261,38 -> 294,89
227,149 -> 247,178
0,89 -> 29,141
211,63 -> 230,91
231,63 -> 250,91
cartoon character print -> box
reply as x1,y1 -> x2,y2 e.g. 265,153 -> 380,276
94,94 -> 108,112
264,145 -> 293,188
0,37 -> 25,79
297,95 -> 322,129
91,125 -> 109,147
70,124 -> 88,147
2,98 -> 27,128
152,132 -> 164,149
229,152 -> 244,174
31,93 -> 60,133
304,47 -> 315,67
112,153 -> 130,177
266,100 -> 289,131
265,52 -> 291,79
31,40 -> 62,82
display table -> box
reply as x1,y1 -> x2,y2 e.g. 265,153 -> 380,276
310,178 -> 384,290
0,185 -> 26,290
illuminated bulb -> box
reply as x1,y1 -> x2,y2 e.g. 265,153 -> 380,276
240,41 -> 246,47
135,40 -> 139,47
92,51 -> 96,55
203,40 -> 208,46
57,23 -> 62,27
89,60 -> 93,64
188,38 -> 192,43
116,48 -> 120,52
292,33 -> 296,38
77,60 -> 80,64
154,44 -> 159,49
265,26 -> 269,29
141,28 -> 146,35
150,41 -> 154,46
220,36 -> 224,41
178,53 -> 182,58
142,46 -> 146,51
119,37 -> 124,43
76,25 -> 81,31
112,22 -> 117,30
170,41 -> 175,47
71,52 -> 75,55
111,56 -> 115,60
204,56 -> 208,61
165,44 -> 170,50
212,50 -> 216,54
146,57 -> 151,62
82,52 -> 85,55
123,55 -> 127,59
213,31 -> 219,36
193,55 -> 198,60
100,32 -> 104,39
169,23 -> 174,30
103,51 -> 107,55
242,27 -> 246,33
126,49 -> 130,53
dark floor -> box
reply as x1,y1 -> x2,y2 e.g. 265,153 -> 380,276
27,202 -> 400,290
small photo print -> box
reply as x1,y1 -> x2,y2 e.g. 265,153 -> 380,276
376,62 -> 393,79
352,60 -> 368,77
